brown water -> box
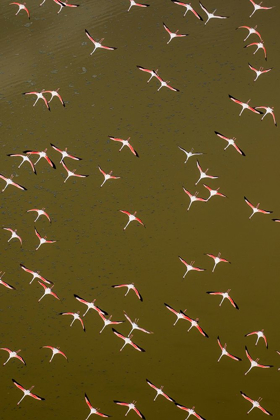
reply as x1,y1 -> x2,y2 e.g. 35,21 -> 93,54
1,0 -> 280,419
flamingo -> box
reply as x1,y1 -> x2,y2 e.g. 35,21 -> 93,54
42,346 -> 67,363
7,153 -> 37,174
10,2 -> 30,18
85,29 -> 117,55
112,283 -> 143,301
240,391 -> 272,415
108,136 -> 139,157
0,348 -> 26,365
114,400 -> 145,418
12,379 -> 45,405
22,90 -> 50,110
217,337 -> 242,362
120,210 -> 145,230
244,196 -> 272,218
146,379 -> 174,402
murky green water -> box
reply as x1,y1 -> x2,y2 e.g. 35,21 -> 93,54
1,0 -> 280,418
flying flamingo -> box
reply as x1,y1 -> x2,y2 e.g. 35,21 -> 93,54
119,210 -> 145,230
10,2 -> 30,18
164,303 -> 188,325
203,184 -> 227,201
84,394 -> 110,419
108,136 -> 139,157
163,22 -> 188,44
199,1 -> 228,25
23,149 -> 56,168
38,281 -> 60,302
98,313 -> 124,333
12,379 -> 45,405
146,379 -> 174,402
178,146 -> 203,163
59,311 -> 85,331
3,228 -> 22,246
137,66 -> 159,82
206,290 -> 239,309
61,160 -> 88,183
183,188 -> 207,210
179,312 -> 209,337
216,337 -> 241,362
128,0 -> 149,11
20,263 -> 52,285
206,252 -> 230,272
114,400 -> 145,418
112,283 -> 143,301
98,166 -> 120,187
171,1 -> 203,20
0,174 -> 26,192
240,391 -> 272,415
249,0 -> 274,18
245,330 -> 268,348
255,106 -> 277,126
175,403 -> 206,420
196,160 -> 218,185
35,227 -> 56,250
74,294 -> 108,317
112,328 -> 145,352
244,346 -> 273,375
229,95 -> 262,116
27,208 -> 51,222
0,348 -> 26,365
0,272 -> 15,290
244,196 -> 272,218
237,25 -> 263,41
42,346 -> 67,363
85,29 -> 117,55
7,153 -> 36,174
214,131 -> 245,156
44,88 -> 65,106
124,312 -> 153,335
53,0 -> 79,14
155,74 -> 179,92
22,90 -> 50,110
178,256 -> 205,278
50,143 -> 82,162
248,63 -> 272,81
244,42 -> 267,60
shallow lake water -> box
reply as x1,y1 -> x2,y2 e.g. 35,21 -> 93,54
0,0 -> 280,419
